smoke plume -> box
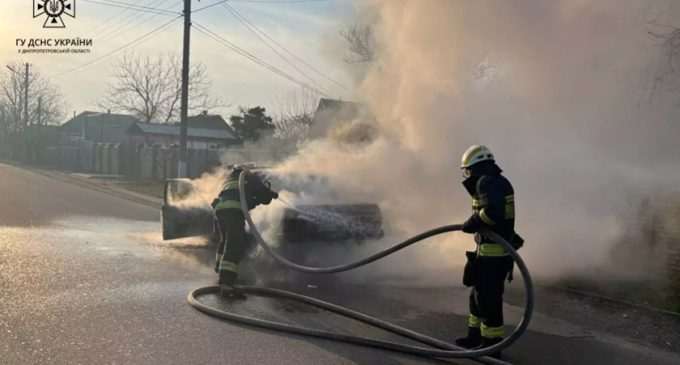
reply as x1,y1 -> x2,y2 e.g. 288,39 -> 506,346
275,0 -> 680,281
182,1 -> 680,287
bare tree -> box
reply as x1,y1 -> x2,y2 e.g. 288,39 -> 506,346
649,24 -> 680,98
273,88 -> 319,142
0,62 -> 65,132
0,102 -> 8,138
101,53 -> 220,123
340,24 -> 376,64
31,77 -> 63,126
0,70 -> 22,133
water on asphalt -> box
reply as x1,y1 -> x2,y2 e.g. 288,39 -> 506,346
2,164 -> 680,364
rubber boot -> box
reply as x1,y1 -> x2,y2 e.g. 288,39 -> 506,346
218,272 -> 247,300
220,286 -> 247,300
218,271 -> 237,287
477,337 -> 503,359
455,327 -> 481,349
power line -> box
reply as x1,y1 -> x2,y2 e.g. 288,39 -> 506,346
92,0 -> 175,38
53,16 -> 181,78
91,0 -> 179,12
193,22 -> 320,93
220,3 -> 330,95
97,0 -> 179,43
90,0 -> 156,35
97,0 -> 171,38
223,2 -> 347,91
193,0 -> 230,14
226,0 -> 331,3
179,0 -> 329,14
83,0 -> 180,15
82,0 -> 180,15
193,22 -> 328,96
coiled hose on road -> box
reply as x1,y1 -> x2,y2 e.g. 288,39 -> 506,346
188,171 -> 534,365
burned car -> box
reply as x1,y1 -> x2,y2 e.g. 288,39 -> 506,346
161,167 -> 383,247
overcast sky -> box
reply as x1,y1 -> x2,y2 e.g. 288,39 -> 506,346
0,0 -> 354,122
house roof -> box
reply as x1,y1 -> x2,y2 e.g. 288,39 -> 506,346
128,122 -> 240,141
315,98 -> 360,112
312,98 -> 362,125
60,111 -> 140,143
169,113 -> 239,139
187,114 -> 231,130
61,111 -> 139,128
61,111 -> 240,143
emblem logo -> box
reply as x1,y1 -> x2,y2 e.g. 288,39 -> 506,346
34,0 -> 76,29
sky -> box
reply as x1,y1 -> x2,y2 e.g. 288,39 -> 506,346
0,0 -> 354,122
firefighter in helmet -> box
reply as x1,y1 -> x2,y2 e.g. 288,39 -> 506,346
211,165 -> 278,297
456,145 -> 521,358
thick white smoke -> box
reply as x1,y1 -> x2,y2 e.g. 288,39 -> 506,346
183,1 -> 680,287
274,0 -> 680,282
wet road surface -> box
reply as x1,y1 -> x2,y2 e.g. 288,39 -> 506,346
1,163 -> 679,365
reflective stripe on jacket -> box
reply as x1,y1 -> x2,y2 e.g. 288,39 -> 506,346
464,173 -> 516,247
477,243 -> 509,257
214,172 -> 275,212
215,199 -> 241,211
215,178 -> 241,211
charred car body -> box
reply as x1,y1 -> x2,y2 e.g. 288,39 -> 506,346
161,166 -> 383,250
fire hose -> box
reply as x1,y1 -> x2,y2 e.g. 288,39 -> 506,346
187,171 -> 534,365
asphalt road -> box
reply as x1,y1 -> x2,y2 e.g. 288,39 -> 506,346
1,163 -> 679,365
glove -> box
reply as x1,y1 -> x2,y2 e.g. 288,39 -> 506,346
271,191 -> 279,200
262,195 -> 273,205
462,215 -> 480,234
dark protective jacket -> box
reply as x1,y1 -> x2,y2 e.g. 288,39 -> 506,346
212,169 -> 277,211
462,164 -> 517,251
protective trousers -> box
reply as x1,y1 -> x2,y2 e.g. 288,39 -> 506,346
215,209 -> 247,286
468,256 -> 513,339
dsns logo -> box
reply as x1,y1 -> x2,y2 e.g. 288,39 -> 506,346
33,0 -> 76,29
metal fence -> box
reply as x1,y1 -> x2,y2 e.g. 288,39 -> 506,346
5,137 -> 224,180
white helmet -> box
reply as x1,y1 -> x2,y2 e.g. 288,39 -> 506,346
461,145 -> 495,169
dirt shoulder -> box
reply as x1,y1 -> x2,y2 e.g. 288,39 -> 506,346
505,283 -> 680,354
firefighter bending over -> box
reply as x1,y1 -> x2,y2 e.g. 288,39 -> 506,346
211,166 -> 278,296
456,145 -> 523,359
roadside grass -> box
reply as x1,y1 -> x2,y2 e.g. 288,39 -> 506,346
558,275 -> 679,313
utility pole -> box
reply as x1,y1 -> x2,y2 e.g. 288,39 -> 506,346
35,96 -> 42,164
178,0 -> 192,178
37,96 -> 42,126
24,63 -> 30,127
